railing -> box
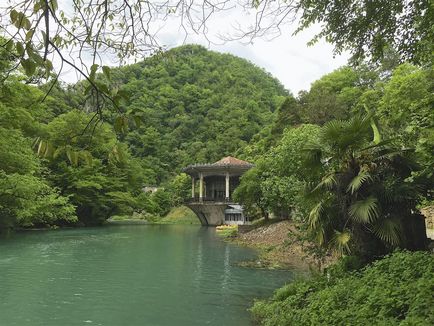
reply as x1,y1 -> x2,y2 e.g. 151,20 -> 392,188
185,197 -> 231,204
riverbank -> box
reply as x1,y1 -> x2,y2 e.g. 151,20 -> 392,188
231,219 -> 336,271
251,250 -> 434,325
107,206 -> 200,225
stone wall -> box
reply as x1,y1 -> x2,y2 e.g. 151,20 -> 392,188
421,205 -> 434,240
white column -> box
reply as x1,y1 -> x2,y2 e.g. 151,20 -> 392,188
199,173 -> 204,201
225,172 -> 230,200
191,177 -> 195,198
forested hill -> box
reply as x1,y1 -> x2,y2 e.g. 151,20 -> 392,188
111,45 -> 288,182
0,42 -> 288,228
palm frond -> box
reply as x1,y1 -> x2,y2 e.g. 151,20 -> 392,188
349,196 -> 379,224
321,119 -> 347,144
321,116 -> 372,152
346,167 -> 372,194
372,217 -> 402,246
349,113 -> 373,134
309,201 -> 324,229
364,105 -> 382,144
312,227 -> 325,246
313,172 -> 337,192
331,229 -> 351,255
360,138 -> 395,152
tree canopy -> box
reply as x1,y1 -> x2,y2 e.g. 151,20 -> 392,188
108,44 -> 288,182
236,61 -> 432,258
0,0 -> 431,109
0,44 -> 289,229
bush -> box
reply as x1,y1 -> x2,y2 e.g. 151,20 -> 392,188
251,251 -> 434,325
216,225 -> 238,238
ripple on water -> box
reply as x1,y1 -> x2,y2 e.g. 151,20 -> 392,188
0,225 -> 295,326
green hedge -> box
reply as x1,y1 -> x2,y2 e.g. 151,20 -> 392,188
251,251 -> 434,325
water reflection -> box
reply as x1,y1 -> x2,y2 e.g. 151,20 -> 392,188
0,225 -> 293,326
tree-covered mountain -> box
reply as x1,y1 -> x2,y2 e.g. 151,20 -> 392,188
110,45 -> 288,182
0,43 -> 289,228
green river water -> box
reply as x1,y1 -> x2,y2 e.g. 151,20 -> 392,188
0,225 -> 295,326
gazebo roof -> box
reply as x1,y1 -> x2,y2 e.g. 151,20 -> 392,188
213,156 -> 252,166
183,156 -> 253,177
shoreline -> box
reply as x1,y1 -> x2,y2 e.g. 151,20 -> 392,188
229,220 -> 336,271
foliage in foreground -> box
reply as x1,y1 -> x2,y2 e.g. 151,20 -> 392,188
304,114 -> 427,257
252,251 -> 434,326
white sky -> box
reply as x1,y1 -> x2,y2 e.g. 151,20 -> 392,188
160,30 -> 350,95
57,3 -> 349,95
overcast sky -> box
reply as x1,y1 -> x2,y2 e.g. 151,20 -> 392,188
58,3 -> 349,95
162,30 -> 349,95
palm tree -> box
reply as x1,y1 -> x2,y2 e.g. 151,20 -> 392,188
304,114 -> 427,258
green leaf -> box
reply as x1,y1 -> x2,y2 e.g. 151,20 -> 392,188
20,59 -> 36,76
372,218 -> 402,246
10,9 -> 18,23
23,17 -> 31,30
50,0 -> 58,11
95,81 -> 109,94
66,149 -> 79,166
45,60 -> 53,76
349,196 -> 379,224
80,151 -> 93,166
114,116 -> 128,134
89,63 -> 98,81
309,201 -> 324,228
5,40 -> 14,51
102,66 -> 111,80
370,118 -> 381,144
313,172 -> 337,192
25,29 -> 34,41
117,89 -> 130,100
37,140 -> 47,157
132,115 -> 142,127
346,167 -> 372,194
16,42 -> 25,56
331,229 -> 351,255
33,2 -> 42,12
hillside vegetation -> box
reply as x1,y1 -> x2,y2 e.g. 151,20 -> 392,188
0,44 -> 288,228
111,45 -> 288,183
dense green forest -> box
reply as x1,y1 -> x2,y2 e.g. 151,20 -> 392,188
1,1 -> 432,324
110,45 -> 288,182
0,44 -> 288,229
233,58 -> 433,326
235,61 -> 433,257
1,41 -> 432,256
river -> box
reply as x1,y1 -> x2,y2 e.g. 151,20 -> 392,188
0,225 -> 295,325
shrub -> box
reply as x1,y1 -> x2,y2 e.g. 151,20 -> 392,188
251,251 -> 434,325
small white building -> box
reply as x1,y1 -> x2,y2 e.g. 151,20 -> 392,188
224,204 -> 249,225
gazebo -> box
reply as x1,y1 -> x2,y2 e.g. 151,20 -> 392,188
183,156 -> 253,226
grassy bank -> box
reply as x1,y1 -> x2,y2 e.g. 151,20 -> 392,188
107,206 -> 200,225
155,206 -> 200,225
251,251 -> 434,325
